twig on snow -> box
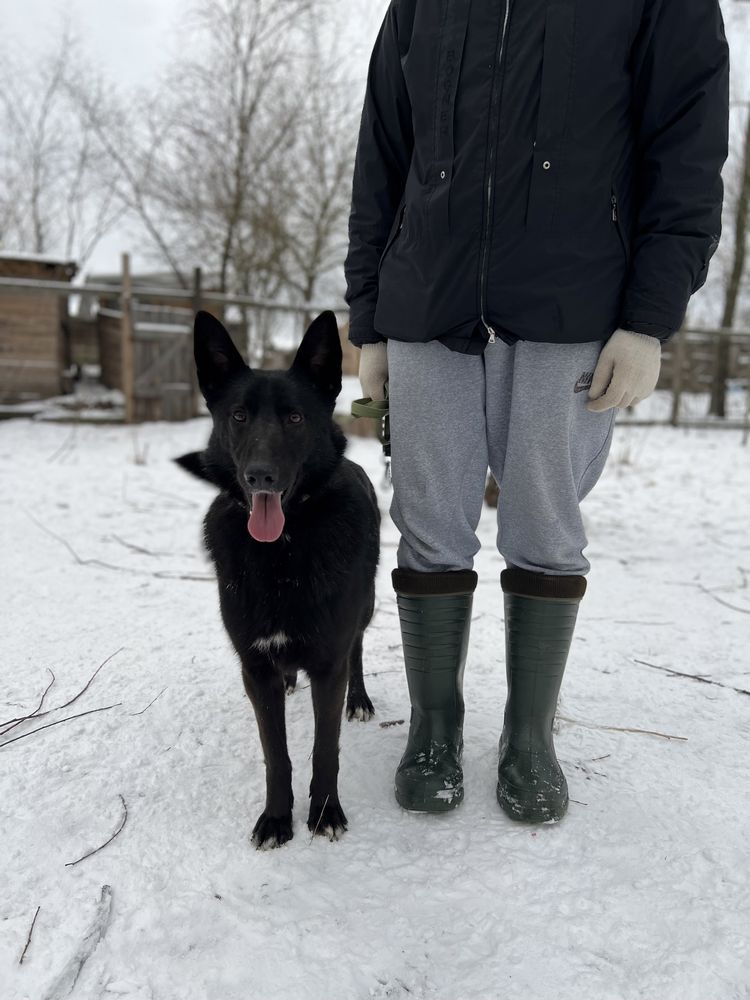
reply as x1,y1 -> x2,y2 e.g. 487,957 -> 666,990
25,512 -> 211,582
0,668 -> 56,735
110,534 -> 199,561
612,620 -> 673,627
309,793 -> 331,843
364,667 -> 403,678
25,511 -> 142,574
109,534 -> 164,557
49,649 -> 123,716
698,583 -> 750,615
0,650 -> 121,738
152,569 -> 213,582
47,426 -> 77,464
130,687 -> 167,716
557,714 -> 687,742
142,484 -> 200,509
633,658 -> 750,697
18,905 -> 40,964
0,703 -> 122,750
65,795 -> 128,867
42,885 -> 112,1000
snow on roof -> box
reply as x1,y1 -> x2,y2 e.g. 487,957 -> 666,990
0,250 -> 77,267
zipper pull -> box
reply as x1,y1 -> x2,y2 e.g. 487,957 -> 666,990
487,326 -> 497,344
611,195 -> 618,222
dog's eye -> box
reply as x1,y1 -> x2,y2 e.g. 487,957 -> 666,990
232,409 -> 247,423
288,412 -> 303,425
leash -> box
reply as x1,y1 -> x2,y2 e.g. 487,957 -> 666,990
351,384 -> 391,484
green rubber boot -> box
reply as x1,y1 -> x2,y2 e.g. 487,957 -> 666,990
392,567 -> 478,813
497,567 -> 587,824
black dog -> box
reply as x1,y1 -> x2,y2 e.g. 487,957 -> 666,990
177,310 -> 380,848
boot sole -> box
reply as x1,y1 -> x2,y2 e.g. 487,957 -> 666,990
496,781 -> 568,824
395,782 -> 465,813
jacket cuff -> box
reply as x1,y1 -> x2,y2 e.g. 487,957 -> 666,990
617,314 -> 682,344
348,322 -> 387,348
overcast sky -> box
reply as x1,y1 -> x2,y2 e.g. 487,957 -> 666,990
6,0 -> 184,91
5,1 -> 388,91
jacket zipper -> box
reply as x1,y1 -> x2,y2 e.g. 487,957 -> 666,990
611,194 -> 618,222
479,0 -> 512,346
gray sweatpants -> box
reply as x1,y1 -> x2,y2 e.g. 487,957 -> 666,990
387,337 -> 616,577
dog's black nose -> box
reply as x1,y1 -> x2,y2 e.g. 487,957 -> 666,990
244,467 -> 279,489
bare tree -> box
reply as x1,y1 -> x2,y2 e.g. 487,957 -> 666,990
710,104 -> 750,416
69,73 -> 191,286
275,18 -> 361,311
71,0 -> 324,304
0,27 -> 122,264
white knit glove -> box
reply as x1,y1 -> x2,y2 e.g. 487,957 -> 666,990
359,342 -> 389,401
587,329 -> 662,412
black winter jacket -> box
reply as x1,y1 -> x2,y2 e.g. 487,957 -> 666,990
344,0 -> 730,354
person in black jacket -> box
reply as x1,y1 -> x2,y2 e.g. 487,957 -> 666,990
344,0 -> 729,822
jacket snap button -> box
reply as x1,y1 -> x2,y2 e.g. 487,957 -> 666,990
543,160 -> 551,170
440,170 -> 446,180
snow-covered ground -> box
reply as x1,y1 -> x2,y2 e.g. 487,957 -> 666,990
1,413 -> 749,1000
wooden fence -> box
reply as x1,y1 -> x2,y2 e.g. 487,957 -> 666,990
650,327 -> 750,427
0,254 -> 347,421
0,253 -> 748,427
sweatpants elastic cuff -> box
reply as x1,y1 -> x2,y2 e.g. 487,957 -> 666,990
501,567 -> 587,601
392,568 -> 479,597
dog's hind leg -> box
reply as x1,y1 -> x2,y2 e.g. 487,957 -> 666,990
307,662 -> 349,840
346,631 -> 375,722
242,662 -> 294,849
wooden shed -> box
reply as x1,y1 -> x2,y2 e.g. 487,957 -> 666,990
0,253 -> 77,403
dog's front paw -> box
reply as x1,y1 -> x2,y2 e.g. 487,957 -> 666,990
307,799 -> 348,841
346,690 -> 375,722
251,811 -> 294,850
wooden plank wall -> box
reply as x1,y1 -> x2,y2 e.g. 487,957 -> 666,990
0,291 -> 63,402
0,257 -> 77,403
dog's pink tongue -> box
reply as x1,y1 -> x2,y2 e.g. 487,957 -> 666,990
248,492 -> 285,543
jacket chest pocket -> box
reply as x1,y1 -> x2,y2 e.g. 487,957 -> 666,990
421,0 -> 471,241
525,3 -> 576,233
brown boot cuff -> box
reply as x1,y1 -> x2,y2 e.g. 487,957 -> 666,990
501,567 -> 587,601
392,567 -> 479,597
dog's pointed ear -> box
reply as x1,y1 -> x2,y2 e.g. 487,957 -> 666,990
194,311 -> 246,405
289,311 -> 342,403
174,451 -> 208,482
